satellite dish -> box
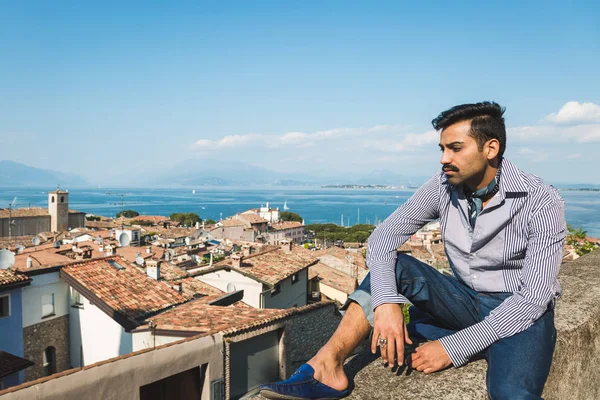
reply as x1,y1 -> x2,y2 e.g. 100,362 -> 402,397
135,256 -> 145,266
16,245 -> 25,254
0,249 -> 16,270
226,283 -> 237,293
119,232 -> 131,247
32,237 -> 41,246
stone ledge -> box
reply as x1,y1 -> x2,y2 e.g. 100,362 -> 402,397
258,249 -> 600,400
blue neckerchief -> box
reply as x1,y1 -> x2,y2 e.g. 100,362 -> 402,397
465,172 -> 500,228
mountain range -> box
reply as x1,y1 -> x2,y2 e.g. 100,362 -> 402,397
0,160 -> 88,187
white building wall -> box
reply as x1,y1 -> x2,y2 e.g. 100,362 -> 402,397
69,292 -> 132,367
318,284 -> 348,304
22,272 -> 69,328
263,269 -> 308,309
196,270 -> 263,308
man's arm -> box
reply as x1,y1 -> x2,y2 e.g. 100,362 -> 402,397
439,190 -> 566,367
367,174 -> 442,366
366,174 -> 442,308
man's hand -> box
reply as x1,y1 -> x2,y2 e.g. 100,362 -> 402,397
410,340 -> 452,374
371,303 -> 412,367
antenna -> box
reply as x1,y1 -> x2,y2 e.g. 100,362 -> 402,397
118,232 -> 131,247
0,249 -> 15,270
106,192 -> 129,230
7,197 -> 18,247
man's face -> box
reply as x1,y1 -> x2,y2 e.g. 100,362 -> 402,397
438,120 -> 488,189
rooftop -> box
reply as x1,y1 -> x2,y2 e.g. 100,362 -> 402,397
0,351 -> 35,379
60,257 -> 188,327
195,247 -> 317,286
135,297 -> 289,335
0,268 -> 30,288
270,221 -> 304,230
309,262 -> 358,294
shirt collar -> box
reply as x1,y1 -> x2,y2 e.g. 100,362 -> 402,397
440,158 -> 528,195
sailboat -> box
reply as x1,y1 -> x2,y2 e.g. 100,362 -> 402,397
192,189 -> 196,194
283,200 -> 290,211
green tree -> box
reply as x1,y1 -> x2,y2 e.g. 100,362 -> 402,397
116,210 -> 139,218
280,211 -> 303,222
204,219 -> 217,225
86,215 -> 101,221
566,224 -> 597,257
170,212 -> 201,227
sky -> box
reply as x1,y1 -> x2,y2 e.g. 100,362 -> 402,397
1,1 -> 599,185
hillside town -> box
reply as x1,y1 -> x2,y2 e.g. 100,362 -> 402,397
0,189 -> 597,399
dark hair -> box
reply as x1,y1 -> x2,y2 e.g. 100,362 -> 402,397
432,101 -> 506,158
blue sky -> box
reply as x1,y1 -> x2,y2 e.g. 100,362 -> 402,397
1,1 -> 599,185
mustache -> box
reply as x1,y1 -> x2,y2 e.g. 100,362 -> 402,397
442,164 -> 459,172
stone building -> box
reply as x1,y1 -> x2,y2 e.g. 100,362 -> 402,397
0,190 -> 86,237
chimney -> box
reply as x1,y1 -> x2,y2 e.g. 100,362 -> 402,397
242,245 -> 251,256
146,246 -> 152,254
146,259 -> 161,280
172,283 -> 183,293
26,256 -> 33,268
281,240 -> 292,252
231,253 -> 243,268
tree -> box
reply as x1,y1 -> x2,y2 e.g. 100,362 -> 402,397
170,212 -> 201,227
116,210 -> 139,218
280,211 -> 303,223
204,219 -> 217,225
566,224 -> 597,257
86,216 -> 101,221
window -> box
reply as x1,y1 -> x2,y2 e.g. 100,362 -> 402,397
71,288 -> 84,308
42,293 -> 55,317
271,285 -> 280,296
60,196 -> 65,203
291,272 -> 300,284
43,346 -> 56,376
51,196 -> 55,203
0,295 -> 9,318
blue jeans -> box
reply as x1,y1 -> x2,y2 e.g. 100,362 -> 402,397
347,254 -> 556,400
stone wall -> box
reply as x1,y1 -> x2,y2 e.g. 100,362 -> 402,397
280,302 -> 342,376
23,315 -> 70,382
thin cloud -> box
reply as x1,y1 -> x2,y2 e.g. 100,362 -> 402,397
544,101 -> 600,124
191,124 -> 408,151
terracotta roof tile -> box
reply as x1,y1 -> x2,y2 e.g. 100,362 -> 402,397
270,221 -> 304,230
200,248 -> 316,286
0,268 -> 30,287
140,298 -> 288,334
61,257 -> 188,322
0,208 -> 49,219
309,262 -> 357,294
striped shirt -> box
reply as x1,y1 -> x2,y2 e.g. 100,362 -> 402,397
366,158 -> 566,367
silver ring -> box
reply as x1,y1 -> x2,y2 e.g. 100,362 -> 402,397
378,337 -> 388,347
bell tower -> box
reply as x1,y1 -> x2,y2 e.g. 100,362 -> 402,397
48,189 -> 69,232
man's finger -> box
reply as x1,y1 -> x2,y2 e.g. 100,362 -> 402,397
371,328 -> 380,354
404,322 -> 413,345
386,336 -> 397,367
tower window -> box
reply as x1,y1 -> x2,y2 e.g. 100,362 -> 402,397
51,196 -> 55,203
60,196 -> 65,203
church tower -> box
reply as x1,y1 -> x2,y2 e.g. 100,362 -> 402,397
48,190 -> 69,232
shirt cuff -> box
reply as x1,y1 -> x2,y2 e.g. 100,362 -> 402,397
438,320 -> 500,367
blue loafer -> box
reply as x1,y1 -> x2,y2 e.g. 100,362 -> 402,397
259,364 -> 349,400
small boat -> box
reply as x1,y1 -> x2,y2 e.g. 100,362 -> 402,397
283,200 -> 290,210
192,189 -> 196,194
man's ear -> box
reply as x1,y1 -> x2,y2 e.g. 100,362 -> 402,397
485,139 -> 500,160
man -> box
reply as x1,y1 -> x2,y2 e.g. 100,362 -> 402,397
260,102 -> 565,400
